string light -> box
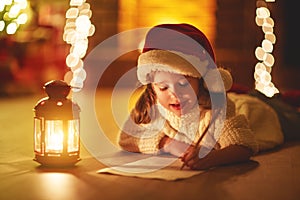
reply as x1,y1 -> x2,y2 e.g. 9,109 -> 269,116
63,0 -> 95,92
0,0 -> 30,35
254,0 -> 278,97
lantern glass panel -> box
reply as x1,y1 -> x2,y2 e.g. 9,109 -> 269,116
34,117 -> 42,153
67,119 -> 80,152
45,120 -> 64,153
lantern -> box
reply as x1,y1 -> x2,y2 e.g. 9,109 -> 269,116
33,80 -> 81,166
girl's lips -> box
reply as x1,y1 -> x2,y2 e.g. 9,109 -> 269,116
170,101 -> 187,111
170,103 -> 181,110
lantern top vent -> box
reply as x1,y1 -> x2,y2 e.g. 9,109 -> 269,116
44,80 -> 71,99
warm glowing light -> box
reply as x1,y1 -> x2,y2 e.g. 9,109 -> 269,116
70,76 -> 84,92
67,120 -> 79,152
4,0 -> 13,5
264,17 -> 274,27
265,32 -> 276,44
16,13 -> 28,24
75,15 -> 91,35
64,71 -> 73,84
15,0 -> 28,9
0,4 -> 5,12
66,53 -> 80,68
45,120 -> 64,152
255,47 -> 266,61
0,21 -> 5,31
66,7 -> 79,19
262,39 -> 273,53
262,23 -> 273,33
6,22 -> 18,34
254,0 -> 278,97
88,24 -> 95,36
8,4 -> 21,18
63,0 -> 95,92
256,7 -> 270,18
71,39 -> 88,58
73,67 -> 86,80
79,8 -> 92,18
1,0 -> 30,35
70,58 -> 83,72
255,16 -> 264,26
263,53 -> 275,67
255,62 -> 266,71
70,0 -> 85,6
40,173 -> 78,199
118,0 -> 216,53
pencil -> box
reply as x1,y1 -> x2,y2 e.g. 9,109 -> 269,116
180,123 -> 209,170
180,109 -> 220,170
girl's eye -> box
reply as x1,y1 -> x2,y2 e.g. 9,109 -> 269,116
178,81 -> 189,87
154,83 -> 168,91
159,86 -> 168,91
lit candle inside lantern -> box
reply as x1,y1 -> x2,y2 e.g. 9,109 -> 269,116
45,120 -> 64,153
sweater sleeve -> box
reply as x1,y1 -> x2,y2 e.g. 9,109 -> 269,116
218,114 -> 259,154
118,116 -> 166,154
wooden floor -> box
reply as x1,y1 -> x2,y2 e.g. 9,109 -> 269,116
1,90 -> 300,200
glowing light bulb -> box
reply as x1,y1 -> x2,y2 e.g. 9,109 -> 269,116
262,39 -> 273,53
64,71 -> 73,85
260,71 -> 272,85
6,22 -> 18,34
262,23 -> 273,33
254,0 -> 278,97
265,32 -> 276,44
63,0 -> 95,92
255,16 -> 264,26
66,53 -> 80,68
263,53 -> 275,67
16,13 -> 28,24
73,67 -> 87,81
4,0 -> 13,6
70,0 -> 84,7
0,3 -> 5,12
70,59 -> 83,72
66,7 -> 79,19
8,4 -> 21,18
255,47 -> 266,61
0,21 -> 5,31
256,7 -> 270,18
264,17 -> 274,27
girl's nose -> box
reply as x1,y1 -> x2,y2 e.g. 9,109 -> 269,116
169,85 -> 182,99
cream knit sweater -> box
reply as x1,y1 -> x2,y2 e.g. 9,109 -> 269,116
118,92 -> 284,155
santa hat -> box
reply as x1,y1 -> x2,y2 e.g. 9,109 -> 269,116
137,23 -> 233,92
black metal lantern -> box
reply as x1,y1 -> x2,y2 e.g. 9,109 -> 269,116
33,80 -> 81,166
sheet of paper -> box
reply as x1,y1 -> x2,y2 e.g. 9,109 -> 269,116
97,152 -> 204,181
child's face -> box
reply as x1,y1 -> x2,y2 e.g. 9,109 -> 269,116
152,71 -> 199,116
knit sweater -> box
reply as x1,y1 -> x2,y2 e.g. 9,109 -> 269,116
118,92 -> 284,155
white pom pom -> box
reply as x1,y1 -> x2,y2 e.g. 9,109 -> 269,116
204,68 -> 233,92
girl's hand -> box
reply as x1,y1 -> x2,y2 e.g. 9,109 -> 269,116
181,145 -> 215,170
181,145 -> 253,170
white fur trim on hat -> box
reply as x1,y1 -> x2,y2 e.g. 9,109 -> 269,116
137,49 -> 233,92
137,50 -> 208,85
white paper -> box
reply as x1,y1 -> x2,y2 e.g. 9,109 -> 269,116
97,152 -> 204,181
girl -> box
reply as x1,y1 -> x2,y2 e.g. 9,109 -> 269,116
118,23 -> 290,170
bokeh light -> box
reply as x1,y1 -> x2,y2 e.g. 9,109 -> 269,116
63,0 -> 95,92
254,0 -> 278,97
